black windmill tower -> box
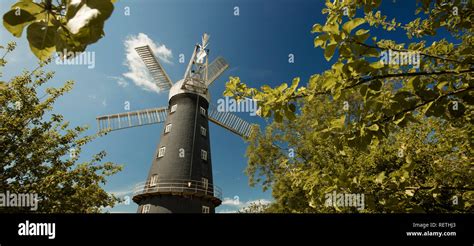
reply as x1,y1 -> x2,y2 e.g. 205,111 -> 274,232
96,34 -> 257,213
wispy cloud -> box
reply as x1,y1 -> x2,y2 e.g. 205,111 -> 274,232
123,33 -> 173,94
109,189 -> 133,198
108,76 -> 129,88
108,183 -> 140,198
218,197 -> 272,213
217,209 -> 239,213
222,196 -> 242,206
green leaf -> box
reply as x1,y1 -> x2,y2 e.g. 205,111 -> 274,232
324,43 -> 337,61
289,103 -> 296,112
0,81 -> 6,90
342,18 -> 365,34
421,101 -> 434,115
26,22 -> 57,60
277,83 -> 288,92
369,61 -> 384,70
367,124 -> 379,131
375,171 -> 386,184
322,76 -> 337,90
311,23 -> 323,33
406,77 -> 419,91
330,115 -> 345,129
368,79 -> 382,92
3,9 -> 36,37
436,81 -> 448,91
314,33 -> 329,47
285,107 -> 296,121
323,22 -> 339,35
393,113 -> 406,125
354,29 -> 370,42
274,111 -> 283,123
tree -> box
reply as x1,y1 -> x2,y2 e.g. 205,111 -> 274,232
224,0 -> 473,212
0,42 -> 122,213
2,0 -> 116,61
224,0 -> 473,150
246,96 -> 473,213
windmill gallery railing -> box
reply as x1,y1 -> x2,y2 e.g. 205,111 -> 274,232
132,179 -> 223,205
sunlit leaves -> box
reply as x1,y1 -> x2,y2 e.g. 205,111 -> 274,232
3,8 -> 36,37
26,21 -> 56,60
0,45 -> 122,212
223,0 -> 473,213
342,18 -> 365,34
2,0 -> 116,60
324,43 -> 337,61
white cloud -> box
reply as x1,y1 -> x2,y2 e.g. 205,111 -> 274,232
123,33 -> 173,94
222,197 -> 242,206
66,4 -> 100,34
109,189 -> 133,198
217,198 -> 271,213
101,99 -> 107,107
217,209 -> 238,214
108,183 -> 140,198
108,76 -> 129,88
219,197 -> 272,210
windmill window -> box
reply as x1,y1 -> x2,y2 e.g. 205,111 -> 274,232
201,149 -> 207,161
200,126 -> 206,136
165,124 -> 172,133
158,147 -> 166,158
142,205 -> 151,213
202,177 -> 209,190
202,206 -> 210,214
170,104 -> 177,113
150,174 -> 159,187
200,106 -> 206,116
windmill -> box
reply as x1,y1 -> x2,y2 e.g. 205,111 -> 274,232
96,34 -> 258,213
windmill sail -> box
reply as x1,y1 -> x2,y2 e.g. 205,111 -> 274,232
96,107 -> 168,132
205,57 -> 229,87
208,106 -> 257,138
135,45 -> 173,91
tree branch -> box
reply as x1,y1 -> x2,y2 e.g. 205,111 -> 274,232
375,85 -> 474,125
290,68 -> 474,99
353,39 -> 471,65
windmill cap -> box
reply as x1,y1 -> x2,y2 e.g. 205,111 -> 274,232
169,79 -> 211,102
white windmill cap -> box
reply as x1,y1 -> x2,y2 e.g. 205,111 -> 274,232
168,79 -> 211,102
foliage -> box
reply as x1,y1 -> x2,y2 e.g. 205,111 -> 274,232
246,95 -> 473,213
238,200 -> 271,213
2,0 -> 116,61
225,0 -> 473,212
224,0 -> 473,151
0,43 -> 122,212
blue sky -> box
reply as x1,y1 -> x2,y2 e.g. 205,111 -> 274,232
0,0 -> 441,212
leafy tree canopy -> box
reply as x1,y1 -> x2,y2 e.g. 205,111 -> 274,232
0,42 -> 122,212
224,0 -> 473,212
225,0 -> 473,151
